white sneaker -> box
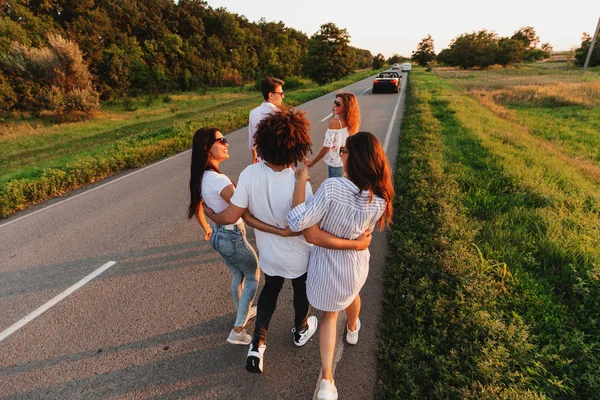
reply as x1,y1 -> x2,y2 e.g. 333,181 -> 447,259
244,306 -> 257,325
246,342 -> 266,373
346,318 -> 361,345
293,315 -> 318,347
227,329 -> 252,345
317,379 -> 338,400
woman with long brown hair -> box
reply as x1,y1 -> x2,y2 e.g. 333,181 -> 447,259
304,92 -> 361,177
188,127 -> 298,346
287,131 -> 394,400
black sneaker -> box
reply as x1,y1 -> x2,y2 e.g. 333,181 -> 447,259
246,342 -> 266,373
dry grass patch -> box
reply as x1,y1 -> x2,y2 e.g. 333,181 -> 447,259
469,81 -> 600,109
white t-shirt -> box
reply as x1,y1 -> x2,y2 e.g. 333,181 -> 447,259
231,162 -> 313,278
248,102 -> 278,150
201,170 -> 243,225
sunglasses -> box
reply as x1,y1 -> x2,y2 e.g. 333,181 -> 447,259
213,137 -> 228,146
333,100 -> 342,107
271,91 -> 284,96
339,146 -> 347,154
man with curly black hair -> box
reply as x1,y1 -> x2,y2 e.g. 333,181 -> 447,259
205,108 -> 366,374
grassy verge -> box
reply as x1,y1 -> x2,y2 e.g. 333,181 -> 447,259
0,68 -> 383,218
378,70 -> 600,399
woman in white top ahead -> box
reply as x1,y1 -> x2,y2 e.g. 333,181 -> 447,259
304,92 -> 361,178
188,127 -> 299,346
288,131 -> 394,400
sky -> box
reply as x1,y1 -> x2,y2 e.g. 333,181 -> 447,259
205,0 -> 599,58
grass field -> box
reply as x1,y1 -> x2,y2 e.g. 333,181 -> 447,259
0,69 -> 384,218
378,65 -> 600,399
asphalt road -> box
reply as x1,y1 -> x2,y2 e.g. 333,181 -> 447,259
0,71 -> 407,400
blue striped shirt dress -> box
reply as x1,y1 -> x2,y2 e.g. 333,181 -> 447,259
287,178 -> 386,312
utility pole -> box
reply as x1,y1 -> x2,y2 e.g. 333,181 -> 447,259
583,16 -> 600,72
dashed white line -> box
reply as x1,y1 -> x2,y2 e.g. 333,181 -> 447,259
0,126 -> 251,229
360,87 -> 371,95
320,112 -> 333,122
0,261 -> 117,342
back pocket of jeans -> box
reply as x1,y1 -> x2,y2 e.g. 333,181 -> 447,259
214,233 -> 236,258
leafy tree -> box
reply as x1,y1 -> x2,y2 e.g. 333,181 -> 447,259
1,34 -> 99,118
575,32 -> 600,67
412,34 -> 436,66
436,30 -> 499,69
511,26 -> 550,61
351,47 -> 373,69
387,53 -> 404,64
496,38 -> 526,65
372,53 -> 385,69
511,26 -> 540,48
303,22 -> 354,85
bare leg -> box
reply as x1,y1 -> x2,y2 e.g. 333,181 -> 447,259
345,295 -> 361,331
320,311 -> 339,382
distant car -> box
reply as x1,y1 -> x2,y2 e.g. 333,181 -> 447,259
401,62 -> 412,72
372,71 -> 401,93
392,63 -> 400,70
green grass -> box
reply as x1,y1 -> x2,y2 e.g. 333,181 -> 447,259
0,68 -> 384,217
378,69 -> 600,399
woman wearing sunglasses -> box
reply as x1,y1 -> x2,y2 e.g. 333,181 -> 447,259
304,92 -> 361,178
288,132 -> 394,400
188,127 -> 299,346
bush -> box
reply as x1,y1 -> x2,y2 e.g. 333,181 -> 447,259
221,67 -> 243,87
123,97 -> 137,112
162,94 -> 172,103
282,75 -> 304,89
0,34 -> 99,118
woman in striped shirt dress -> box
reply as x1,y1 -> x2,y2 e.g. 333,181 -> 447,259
287,131 -> 394,400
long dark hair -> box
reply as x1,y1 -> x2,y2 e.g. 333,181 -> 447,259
344,131 -> 394,230
188,127 -> 221,219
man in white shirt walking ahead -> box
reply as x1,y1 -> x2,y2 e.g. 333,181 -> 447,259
248,77 -> 284,164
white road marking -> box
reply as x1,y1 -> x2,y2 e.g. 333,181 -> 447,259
0,261 -> 117,343
383,80 -> 405,153
361,87 -> 371,95
0,125 -> 252,229
0,152 -> 191,228
320,112 -> 333,122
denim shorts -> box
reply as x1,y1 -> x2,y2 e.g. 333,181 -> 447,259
328,165 -> 344,178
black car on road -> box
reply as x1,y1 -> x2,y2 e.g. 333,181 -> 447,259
372,71 -> 401,93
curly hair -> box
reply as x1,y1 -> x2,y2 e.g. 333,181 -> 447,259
255,107 -> 312,166
336,92 -> 361,134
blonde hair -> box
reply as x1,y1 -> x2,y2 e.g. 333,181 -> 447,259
335,92 -> 361,134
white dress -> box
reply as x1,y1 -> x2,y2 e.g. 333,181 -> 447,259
287,178 -> 386,311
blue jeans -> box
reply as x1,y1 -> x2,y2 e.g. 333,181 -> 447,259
328,165 -> 344,178
210,223 -> 259,327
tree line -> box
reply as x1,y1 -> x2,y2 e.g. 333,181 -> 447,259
410,26 -> 600,69
0,0 -> 374,118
